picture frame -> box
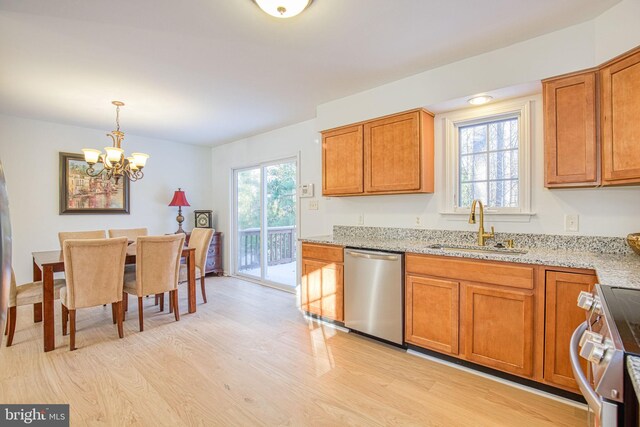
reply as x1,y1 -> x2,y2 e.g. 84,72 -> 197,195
59,152 -> 130,214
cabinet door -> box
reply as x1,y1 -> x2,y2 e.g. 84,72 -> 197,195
544,271 -> 597,391
543,72 -> 598,187
301,258 -> 343,321
301,259 -> 324,316
601,48 -> 640,184
405,275 -> 459,355
364,111 -> 421,192
320,263 -> 344,322
322,125 -> 363,195
463,283 -> 534,377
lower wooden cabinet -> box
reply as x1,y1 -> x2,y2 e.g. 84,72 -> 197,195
300,243 -> 344,322
544,270 -> 597,392
405,275 -> 459,355
462,283 -> 535,377
405,253 -> 542,381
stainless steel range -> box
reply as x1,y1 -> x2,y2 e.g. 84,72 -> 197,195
572,284 -> 640,426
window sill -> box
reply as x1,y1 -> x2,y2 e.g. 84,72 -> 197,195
439,211 -> 536,223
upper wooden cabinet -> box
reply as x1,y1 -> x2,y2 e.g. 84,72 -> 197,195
601,47 -> 640,185
321,109 -> 434,196
543,71 -> 599,187
322,125 -> 364,195
543,45 -> 640,188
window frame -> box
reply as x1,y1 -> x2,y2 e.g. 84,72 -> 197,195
443,98 -> 532,217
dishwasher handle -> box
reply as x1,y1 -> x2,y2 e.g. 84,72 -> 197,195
345,250 -> 399,262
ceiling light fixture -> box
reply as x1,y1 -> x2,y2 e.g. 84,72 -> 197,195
82,101 -> 149,183
254,0 -> 313,18
468,95 -> 493,105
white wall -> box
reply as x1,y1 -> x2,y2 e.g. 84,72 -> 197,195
212,0 -> 640,273
0,114 -> 213,283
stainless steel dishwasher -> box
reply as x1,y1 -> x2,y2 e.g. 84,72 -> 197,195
344,248 -> 404,345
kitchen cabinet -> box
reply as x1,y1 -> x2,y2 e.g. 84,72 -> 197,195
321,108 -> 434,196
544,270 -> 597,392
543,44 -> 640,188
462,282 -> 535,377
300,243 -> 344,322
543,70 -> 599,187
322,125 -> 363,195
601,47 -> 640,185
405,253 -> 541,380
405,275 -> 459,355
364,110 -> 434,193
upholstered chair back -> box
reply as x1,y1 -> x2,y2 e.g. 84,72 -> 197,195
8,269 -> 16,307
62,237 -> 127,309
58,230 -> 106,249
188,228 -> 214,272
135,235 -> 184,296
108,228 -> 148,242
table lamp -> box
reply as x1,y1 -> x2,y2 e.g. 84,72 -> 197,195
168,188 -> 190,234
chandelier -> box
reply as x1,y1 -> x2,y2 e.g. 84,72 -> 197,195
82,101 -> 149,183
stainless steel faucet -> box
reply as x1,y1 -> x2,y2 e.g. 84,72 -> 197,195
468,199 -> 495,246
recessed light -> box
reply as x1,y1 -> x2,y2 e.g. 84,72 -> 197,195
468,95 -> 493,105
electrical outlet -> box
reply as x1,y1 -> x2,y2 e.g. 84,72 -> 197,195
415,216 -> 421,226
564,214 -> 579,232
358,214 -> 364,225
308,199 -> 318,210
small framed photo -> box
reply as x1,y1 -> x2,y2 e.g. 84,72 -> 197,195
59,152 -> 130,214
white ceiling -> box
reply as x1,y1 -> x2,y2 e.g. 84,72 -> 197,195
0,0 -> 620,146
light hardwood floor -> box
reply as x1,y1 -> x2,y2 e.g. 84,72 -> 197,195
0,276 -> 586,426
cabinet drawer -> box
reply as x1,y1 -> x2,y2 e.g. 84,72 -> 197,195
302,243 -> 344,263
406,253 -> 534,289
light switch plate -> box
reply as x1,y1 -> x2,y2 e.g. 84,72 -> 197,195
308,199 -> 319,210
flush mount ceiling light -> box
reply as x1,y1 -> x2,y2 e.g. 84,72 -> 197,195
468,95 -> 494,105
254,0 -> 313,18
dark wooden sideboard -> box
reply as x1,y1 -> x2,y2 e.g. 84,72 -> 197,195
185,231 -> 223,276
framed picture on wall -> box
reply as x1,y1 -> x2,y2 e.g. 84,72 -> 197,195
59,152 -> 130,214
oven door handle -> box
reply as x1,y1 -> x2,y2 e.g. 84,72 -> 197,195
570,321 -> 602,417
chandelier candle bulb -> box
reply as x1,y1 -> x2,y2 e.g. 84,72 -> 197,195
82,148 -> 101,164
127,157 -> 138,171
132,153 -> 149,168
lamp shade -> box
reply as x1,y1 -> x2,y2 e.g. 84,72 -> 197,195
168,188 -> 190,207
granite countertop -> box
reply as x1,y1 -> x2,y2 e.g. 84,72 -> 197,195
627,357 -> 640,404
300,231 -> 640,290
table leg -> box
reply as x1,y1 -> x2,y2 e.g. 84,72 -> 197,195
32,259 -> 43,323
42,265 -> 55,352
188,251 -> 196,314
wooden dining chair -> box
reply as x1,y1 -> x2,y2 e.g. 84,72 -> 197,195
107,228 -> 148,242
4,269 -> 66,347
58,230 -> 106,249
178,228 -> 214,303
60,237 -> 128,351
123,234 -> 184,331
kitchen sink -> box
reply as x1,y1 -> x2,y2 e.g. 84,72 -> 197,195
427,243 -> 528,255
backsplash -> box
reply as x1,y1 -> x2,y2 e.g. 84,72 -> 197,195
333,226 -> 633,255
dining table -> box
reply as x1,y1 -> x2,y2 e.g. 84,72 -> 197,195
31,244 -> 196,352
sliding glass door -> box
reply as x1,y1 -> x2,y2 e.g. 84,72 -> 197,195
234,158 -> 297,290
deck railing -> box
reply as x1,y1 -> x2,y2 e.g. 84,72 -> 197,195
238,225 -> 296,270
